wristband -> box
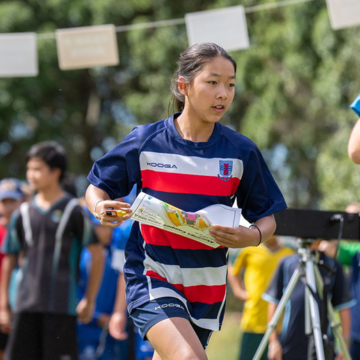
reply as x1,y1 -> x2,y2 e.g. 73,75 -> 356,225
350,94 -> 360,117
269,340 -> 280,350
94,200 -> 104,219
249,224 -> 262,246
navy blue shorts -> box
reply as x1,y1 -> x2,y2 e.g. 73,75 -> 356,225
130,297 -> 213,349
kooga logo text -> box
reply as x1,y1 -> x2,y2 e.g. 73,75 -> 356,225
147,162 -> 177,169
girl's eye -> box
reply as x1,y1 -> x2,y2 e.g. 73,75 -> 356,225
208,81 -> 217,85
228,83 -> 235,88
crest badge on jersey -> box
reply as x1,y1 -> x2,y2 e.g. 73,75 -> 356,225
218,160 -> 233,181
51,210 -> 63,223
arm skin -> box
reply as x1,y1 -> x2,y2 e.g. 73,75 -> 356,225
77,243 -> 104,324
335,308 -> 351,360
108,273 -> 128,340
227,263 -> 248,301
0,255 -> 16,332
267,302 -> 283,360
209,214 -> 276,248
348,118 -> 360,164
85,185 -> 132,228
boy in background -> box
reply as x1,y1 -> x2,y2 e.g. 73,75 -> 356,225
0,141 -> 104,360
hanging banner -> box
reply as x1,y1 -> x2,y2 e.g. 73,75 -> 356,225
326,0 -> 360,30
185,6 -> 250,51
56,24 -> 119,70
0,33 -> 38,77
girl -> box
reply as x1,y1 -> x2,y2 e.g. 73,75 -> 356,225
85,42 -> 287,360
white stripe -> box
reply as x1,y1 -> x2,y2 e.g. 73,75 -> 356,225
144,253 -> 227,287
20,202 -> 33,246
140,151 -> 243,178
55,198 -> 79,242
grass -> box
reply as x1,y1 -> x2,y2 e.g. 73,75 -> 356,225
206,312 -> 242,360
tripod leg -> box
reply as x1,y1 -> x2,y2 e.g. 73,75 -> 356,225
252,268 -> 302,360
305,259 -> 326,360
314,265 -> 351,360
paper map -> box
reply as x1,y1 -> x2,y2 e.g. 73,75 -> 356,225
130,191 -> 241,248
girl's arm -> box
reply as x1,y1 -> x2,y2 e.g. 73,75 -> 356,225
209,214 -> 276,248
85,184 -> 132,228
348,118 -> 360,164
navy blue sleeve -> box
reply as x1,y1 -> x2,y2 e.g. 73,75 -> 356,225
236,145 -> 287,223
263,260 -> 285,304
87,127 -> 142,200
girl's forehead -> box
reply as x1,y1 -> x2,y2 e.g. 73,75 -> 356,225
198,57 -> 236,77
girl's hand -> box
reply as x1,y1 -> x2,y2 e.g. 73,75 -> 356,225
209,225 -> 260,248
94,199 -> 132,228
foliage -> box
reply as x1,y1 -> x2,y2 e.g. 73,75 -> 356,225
1,0 -> 360,208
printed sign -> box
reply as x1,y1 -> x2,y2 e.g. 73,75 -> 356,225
0,33 -> 38,77
326,0 -> 360,30
56,24 -> 119,70
185,6 -> 250,51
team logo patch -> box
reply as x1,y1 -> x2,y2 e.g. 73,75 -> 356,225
51,210 -> 63,223
218,160 -> 233,181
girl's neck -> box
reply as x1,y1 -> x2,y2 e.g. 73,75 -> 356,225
175,112 -> 215,142
35,184 -> 66,210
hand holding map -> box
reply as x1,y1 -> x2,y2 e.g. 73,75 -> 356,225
130,191 -> 241,248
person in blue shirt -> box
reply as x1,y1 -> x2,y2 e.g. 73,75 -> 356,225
319,202 -> 360,360
77,208 -> 132,360
348,94 -> 360,164
264,239 -> 353,360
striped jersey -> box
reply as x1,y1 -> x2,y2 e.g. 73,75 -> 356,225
87,113 -> 287,331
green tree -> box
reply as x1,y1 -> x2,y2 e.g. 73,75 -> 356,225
1,0 -> 360,209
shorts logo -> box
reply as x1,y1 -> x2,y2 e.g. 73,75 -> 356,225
154,303 -> 185,311
218,160 -> 233,181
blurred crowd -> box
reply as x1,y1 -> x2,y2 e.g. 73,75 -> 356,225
0,141 -> 154,360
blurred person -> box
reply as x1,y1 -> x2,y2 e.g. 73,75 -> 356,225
0,178 -> 28,360
319,202 -> 360,360
77,207 -> 131,360
85,42 -> 286,360
0,141 -> 104,360
227,236 -> 294,360
264,239 -> 353,360
348,94 -> 360,163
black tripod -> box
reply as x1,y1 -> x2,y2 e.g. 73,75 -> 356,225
251,208 -> 360,360
252,239 -> 350,360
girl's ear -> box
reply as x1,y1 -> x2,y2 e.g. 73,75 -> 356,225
178,76 -> 187,96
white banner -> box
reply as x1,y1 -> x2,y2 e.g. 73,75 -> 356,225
185,6 -> 250,51
56,24 -> 119,70
0,33 -> 38,77
326,0 -> 360,30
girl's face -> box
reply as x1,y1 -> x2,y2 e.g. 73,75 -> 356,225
182,56 -> 236,125
26,157 -> 61,192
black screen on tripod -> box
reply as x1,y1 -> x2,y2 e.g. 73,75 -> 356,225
274,208 -> 360,240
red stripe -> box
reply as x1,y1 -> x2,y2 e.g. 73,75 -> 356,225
141,170 -> 240,196
141,225 -> 222,250
146,270 -> 226,304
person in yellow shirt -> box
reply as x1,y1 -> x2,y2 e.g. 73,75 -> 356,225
228,236 -> 294,360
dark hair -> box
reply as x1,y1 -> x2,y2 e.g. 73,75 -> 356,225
26,141 -> 67,182
170,43 -> 237,112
